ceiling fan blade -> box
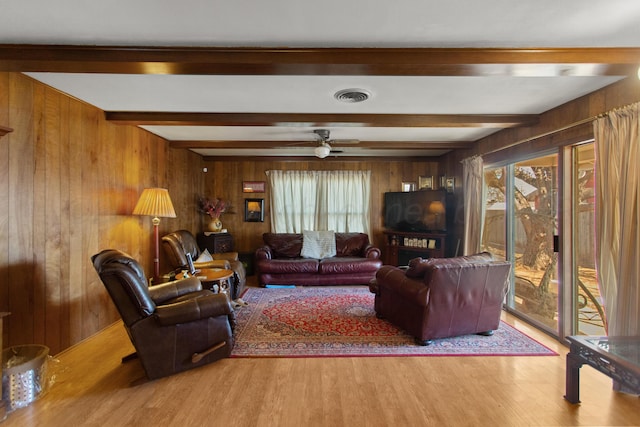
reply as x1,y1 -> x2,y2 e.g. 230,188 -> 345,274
275,129 -> 360,149
283,138 -> 359,146
284,140 -> 317,146
330,139 -> 360,145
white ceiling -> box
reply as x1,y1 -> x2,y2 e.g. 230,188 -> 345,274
2,0 -> 640,159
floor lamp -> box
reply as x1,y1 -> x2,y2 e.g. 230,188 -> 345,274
133,188 -> 176,284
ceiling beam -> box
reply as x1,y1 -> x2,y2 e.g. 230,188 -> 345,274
107,112 -> 538,128
201,155 -> 443,162
169,140 -> 475,149
1,45 -> 638,76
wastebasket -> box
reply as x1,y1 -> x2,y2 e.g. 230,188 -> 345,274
2,345 -> 49,411
239,252 -> 254,276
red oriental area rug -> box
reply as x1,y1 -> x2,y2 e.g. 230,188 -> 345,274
230,286 -> 558,358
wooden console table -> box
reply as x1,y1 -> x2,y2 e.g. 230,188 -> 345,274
383,230 -> 446,266
565,335 -> 640,404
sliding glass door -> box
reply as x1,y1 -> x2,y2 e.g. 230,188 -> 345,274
512,154 -> 559,332
482,144 -> 606,338
483,154 -> 559,333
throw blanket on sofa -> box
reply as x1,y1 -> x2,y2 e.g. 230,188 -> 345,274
301,230 -> 336,259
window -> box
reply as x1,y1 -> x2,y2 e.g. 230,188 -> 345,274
266,170 -> 371,234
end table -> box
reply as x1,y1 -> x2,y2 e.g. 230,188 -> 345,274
197,232 -> 234,254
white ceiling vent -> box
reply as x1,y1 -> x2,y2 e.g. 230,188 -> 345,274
334,88 -> 371,103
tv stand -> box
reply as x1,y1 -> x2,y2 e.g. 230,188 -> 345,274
383,230 -> 446,266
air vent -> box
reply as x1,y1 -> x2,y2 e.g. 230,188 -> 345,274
334,88 -> 370,103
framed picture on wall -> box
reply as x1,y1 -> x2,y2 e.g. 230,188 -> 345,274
244,198 -> 264,222
418,176 -> 434,190
242,181 -> 265,193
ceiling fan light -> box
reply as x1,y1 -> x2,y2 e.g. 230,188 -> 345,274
314,143 -> 331,158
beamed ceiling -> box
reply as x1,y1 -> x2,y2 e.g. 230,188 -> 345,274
1,1 -> 640,160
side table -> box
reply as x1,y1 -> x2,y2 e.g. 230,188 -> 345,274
194,268 -> 234,295
197,232 -> 234,254
565,335 -> 640,403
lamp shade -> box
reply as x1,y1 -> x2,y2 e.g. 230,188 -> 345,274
314,143 -> 331,159
133,188 -> 176,218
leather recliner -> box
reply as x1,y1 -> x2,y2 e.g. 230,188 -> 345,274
161,230 -> 246,300
370,252 -> 511,345
92,249 -> 235,380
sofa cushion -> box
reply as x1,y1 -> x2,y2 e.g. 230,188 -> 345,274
318,257 -> 383,274
335,233 -> 370,257
256,258 -> 319,274
263,233 -> 303,258
301,230 -> 337,259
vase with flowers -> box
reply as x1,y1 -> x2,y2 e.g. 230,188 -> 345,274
198,196 -> 227,232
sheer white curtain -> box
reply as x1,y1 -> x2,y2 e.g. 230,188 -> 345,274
462,155 -> 484,255
594,102 -> 640,337
266,170 -> 371,235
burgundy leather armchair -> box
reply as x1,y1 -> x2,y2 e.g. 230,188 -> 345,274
92,249 -> 235,380
162,230 -> 246,300
370,252 -> 511,345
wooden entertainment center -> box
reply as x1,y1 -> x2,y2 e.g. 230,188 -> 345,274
383,230 -> 447,266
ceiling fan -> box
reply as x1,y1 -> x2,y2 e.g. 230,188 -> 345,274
313,129 -> 332,158
312,129 -> 356,158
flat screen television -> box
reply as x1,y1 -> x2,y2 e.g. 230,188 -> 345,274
384,189 -> 447,232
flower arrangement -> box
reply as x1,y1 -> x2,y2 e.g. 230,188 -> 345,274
198,196 -> 227,219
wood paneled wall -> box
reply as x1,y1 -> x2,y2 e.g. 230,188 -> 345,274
201,159 -> 442,254
0,73 -> 204,354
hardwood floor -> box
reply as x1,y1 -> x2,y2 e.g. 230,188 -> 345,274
3,280 -> 639,426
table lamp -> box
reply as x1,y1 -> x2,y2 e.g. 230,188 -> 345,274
133,188 -> 176,283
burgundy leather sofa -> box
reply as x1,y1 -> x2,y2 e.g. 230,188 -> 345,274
255,232 -> 383,287
370,252 -> 511,345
